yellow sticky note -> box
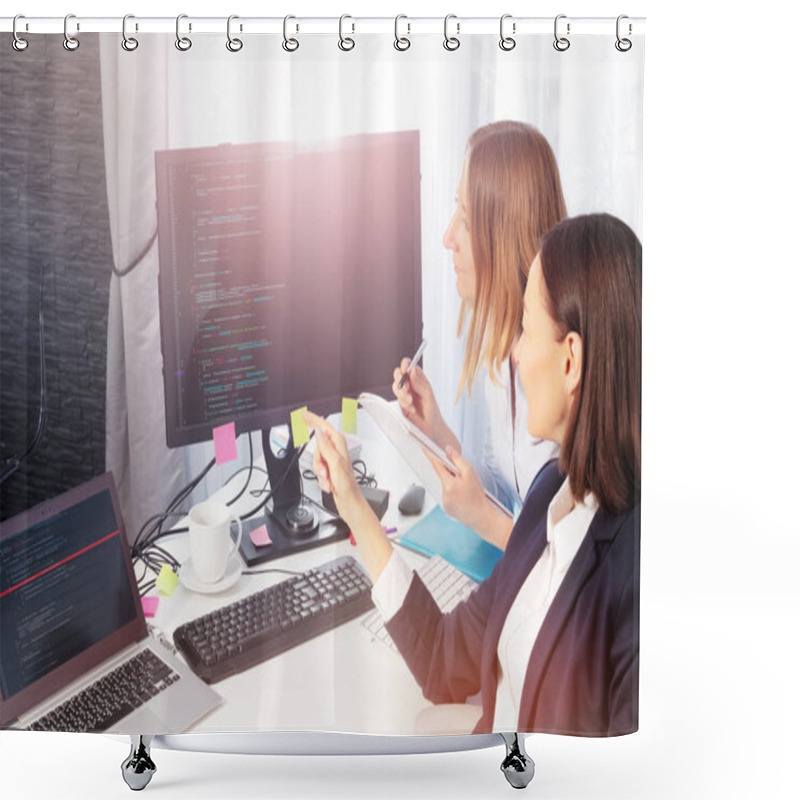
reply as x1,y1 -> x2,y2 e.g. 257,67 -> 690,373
342,398 -> 358,434
155,564 -> 179,596
290,406 -> 310,446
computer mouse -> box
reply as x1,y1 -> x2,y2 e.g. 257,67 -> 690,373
398,484 -> 425,516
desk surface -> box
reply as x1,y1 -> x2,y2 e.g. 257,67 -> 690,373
148,409 -> 450,735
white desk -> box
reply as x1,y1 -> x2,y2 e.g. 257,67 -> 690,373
148,409 -> 444,735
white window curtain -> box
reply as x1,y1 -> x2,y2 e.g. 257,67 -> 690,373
98,31 -> 643,536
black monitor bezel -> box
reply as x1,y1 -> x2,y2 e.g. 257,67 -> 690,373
155,130 -> 422,449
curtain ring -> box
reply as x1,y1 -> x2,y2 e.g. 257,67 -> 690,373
122,14 -> 139,51
499,14 -> 515,51
443,14 -> 460,51
63,14 -> 80,51
553,14 -> 570,51
338,14 -> 355,51
394,14 -> 411,51
615,14 -> 632,52
175,14 -> 192,51
12,15 -> 29,52
226,15 -> 243,52
283,15 -> 299,52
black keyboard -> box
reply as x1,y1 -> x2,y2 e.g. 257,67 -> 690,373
28,649 -> 179,732
173,555 -> 374,684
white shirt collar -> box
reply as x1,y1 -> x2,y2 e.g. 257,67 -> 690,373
546,479 -> 599,571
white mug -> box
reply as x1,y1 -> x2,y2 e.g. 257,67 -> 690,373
188,499 -> 243,584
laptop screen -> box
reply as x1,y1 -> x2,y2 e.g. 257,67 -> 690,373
0,473 -> 146,727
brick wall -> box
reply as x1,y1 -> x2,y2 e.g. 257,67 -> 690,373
1,34 -> 112,520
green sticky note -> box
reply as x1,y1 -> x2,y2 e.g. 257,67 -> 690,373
155,564 -> 179,596
290,406 -> 310,446
342,398 -> 358,434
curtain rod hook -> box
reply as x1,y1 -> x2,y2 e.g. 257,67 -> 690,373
394,14 -> 411,51
283,15 -> 299,52
12,14 -> 29,51
499,14 -> 516,51
554,14 -> 570,52
175,13 -> 192,51
122,14 -> 139,51
444,13 -> 460,51
226,15 -> 243,52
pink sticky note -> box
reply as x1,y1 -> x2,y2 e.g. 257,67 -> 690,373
249,524 -> 272,547
213,422 -> 237,465
141,596 -> 159,618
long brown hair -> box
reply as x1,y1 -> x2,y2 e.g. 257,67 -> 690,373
539,214 -> 642,515
457,121 -> 567,398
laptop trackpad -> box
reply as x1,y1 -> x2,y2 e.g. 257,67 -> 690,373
117,706 -> 165,734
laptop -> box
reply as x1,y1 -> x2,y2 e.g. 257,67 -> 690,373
0,472 -> 222,733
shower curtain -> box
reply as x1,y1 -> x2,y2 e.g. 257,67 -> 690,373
0,18 -> 644,738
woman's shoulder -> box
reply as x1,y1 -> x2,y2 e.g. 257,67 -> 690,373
503,461 -> 563,553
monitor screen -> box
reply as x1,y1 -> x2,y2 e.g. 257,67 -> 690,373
155,131 -> 422,448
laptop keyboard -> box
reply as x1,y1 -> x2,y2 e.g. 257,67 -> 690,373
27,648 -> 179,732
361,555 -> 478,653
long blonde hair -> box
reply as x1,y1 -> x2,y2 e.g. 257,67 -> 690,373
457,122 -> 567,398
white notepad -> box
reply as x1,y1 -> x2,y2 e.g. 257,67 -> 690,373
358,393 -> 512,519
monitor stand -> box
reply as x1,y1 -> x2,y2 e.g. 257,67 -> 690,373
235,427 -> 349,567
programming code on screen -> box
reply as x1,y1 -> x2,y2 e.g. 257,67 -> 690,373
0,491 -> 136,700
156,132 -> 421,447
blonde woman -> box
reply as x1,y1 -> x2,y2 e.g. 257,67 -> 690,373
394,122 -> 567,550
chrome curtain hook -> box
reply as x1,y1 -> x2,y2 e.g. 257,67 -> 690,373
63,13 -> 80,51
443,14 -> 460,51
499,14 -> 516,51
615,14 -> 632,51
553,14 -> 570,51
226,15 -> 243,52
338,14 -> 355,51
394,14 -> 410,51
283,15 -> 299,52
175,13 -> 192,51
12,14 -> 29,51
122,14 -> 139,51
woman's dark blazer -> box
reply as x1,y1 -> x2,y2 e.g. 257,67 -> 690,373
385,461 -> 640,736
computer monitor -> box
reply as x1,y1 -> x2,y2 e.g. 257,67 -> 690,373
155,131 -> 422,559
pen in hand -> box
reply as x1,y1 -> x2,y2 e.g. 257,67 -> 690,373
398,339 -> 427,390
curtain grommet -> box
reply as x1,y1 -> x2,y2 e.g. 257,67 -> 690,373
175,14 -> 192,51
394,15 -> 411,51
499,14 -> 515,51
443,14 -> 460,51
283,15 -> 299,52
615,15 -> 632,52
553,14 -> 570,52
63,14 -> 80,51
121,14 -> 139,51
226,15 -> 243,52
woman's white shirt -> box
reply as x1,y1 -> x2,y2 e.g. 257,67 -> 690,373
492,480 -> 598,730
371,479 -> 598,731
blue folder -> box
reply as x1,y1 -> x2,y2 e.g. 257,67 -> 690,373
398,505 -> 503,583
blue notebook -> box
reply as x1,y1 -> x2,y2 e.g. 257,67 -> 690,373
399,506 -> 503,583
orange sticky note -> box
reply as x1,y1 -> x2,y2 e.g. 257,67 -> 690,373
141,596 -> 159,618
342,398 -> 358,434
290,407 -> 310,446
249,524 -> 272,547
213,422 -> 237,465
